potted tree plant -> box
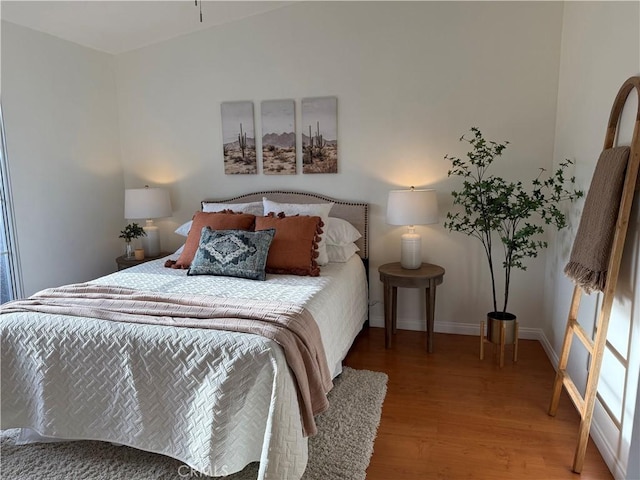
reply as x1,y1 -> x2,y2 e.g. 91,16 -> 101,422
444,128 -> 583,346
119,223 -> 146,259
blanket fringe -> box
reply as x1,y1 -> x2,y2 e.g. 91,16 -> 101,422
564,261 -> 607,294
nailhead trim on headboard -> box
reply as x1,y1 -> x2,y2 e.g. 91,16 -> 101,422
202,190 -> 369,260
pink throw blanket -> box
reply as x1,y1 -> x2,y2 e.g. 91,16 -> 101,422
1,283 -> 333,436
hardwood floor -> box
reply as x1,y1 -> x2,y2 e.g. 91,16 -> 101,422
343,328 -> 613,480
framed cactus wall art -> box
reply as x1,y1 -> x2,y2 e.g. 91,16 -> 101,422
221,101 -> 257,174
302,96 -> 338,174
261,99 -> 296,175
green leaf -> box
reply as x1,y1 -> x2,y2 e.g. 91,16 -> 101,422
444,129 -> 583,313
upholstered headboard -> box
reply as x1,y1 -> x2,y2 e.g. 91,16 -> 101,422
202,191 -> 369,260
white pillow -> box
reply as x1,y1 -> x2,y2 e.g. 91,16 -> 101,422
327,243 -> 360,263
326,217 -> 362,246
175,221 -> 192,237
175,201 -> 263,237
202,201 -> 263,216
262,198 -> 334,265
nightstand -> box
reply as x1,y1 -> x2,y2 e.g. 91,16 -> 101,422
378,262 -> 445,352
115,252 -> 171,271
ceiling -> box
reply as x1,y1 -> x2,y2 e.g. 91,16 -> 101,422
1,1 -> 294,55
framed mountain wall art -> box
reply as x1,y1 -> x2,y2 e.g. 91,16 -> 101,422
221,101 -> 257,174
261,99 -> 296,175
302,96 -> 338,174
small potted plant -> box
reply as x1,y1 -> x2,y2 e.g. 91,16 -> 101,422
119,223 -> 146,259
444,128 -> 583,348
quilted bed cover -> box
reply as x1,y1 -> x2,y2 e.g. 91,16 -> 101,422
0,254 -> 368,479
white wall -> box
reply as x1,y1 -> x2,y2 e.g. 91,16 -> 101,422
546,2 -> 640,478
1,21 -> 124,296
115,1 -> 564,335
3,1 -> 638,475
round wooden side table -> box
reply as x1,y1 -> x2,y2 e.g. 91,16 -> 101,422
378,262 -> 445,352
115,252 -> 171,271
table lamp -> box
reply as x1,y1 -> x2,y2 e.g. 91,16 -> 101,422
124,186 -> 172,257
386,187 -> 438,269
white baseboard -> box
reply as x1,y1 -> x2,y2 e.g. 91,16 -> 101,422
537,330 -> 559,367
533,331 -> 625,479
368,313 -> 544,340
589,415 -> 627,480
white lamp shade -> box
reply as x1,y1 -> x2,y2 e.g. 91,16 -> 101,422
386,188 -> 438,226
124,187 -> 172,220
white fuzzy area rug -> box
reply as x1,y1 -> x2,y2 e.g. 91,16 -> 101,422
1,367 -> 387,480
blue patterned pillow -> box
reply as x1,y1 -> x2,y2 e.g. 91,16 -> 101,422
187,228 -> 275,281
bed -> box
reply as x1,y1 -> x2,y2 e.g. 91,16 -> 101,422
0,191 -> 369,479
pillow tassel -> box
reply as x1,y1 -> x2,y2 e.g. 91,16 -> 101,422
164,259 -> 188,269
310,222 -> 322,263
256,212 -> 322,277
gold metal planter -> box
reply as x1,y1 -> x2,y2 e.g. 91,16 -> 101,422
480,312 -> 519,367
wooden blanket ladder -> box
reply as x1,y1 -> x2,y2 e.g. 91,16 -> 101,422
548,75 -> 640,473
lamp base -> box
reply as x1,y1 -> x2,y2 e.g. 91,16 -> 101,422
142,221 -> 161,257
400,232 -> 422,269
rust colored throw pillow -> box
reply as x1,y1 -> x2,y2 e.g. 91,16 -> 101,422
168,211 -> 256,269
255,213 -> 322,276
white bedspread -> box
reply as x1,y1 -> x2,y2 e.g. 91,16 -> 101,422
0,254 -> 368,479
